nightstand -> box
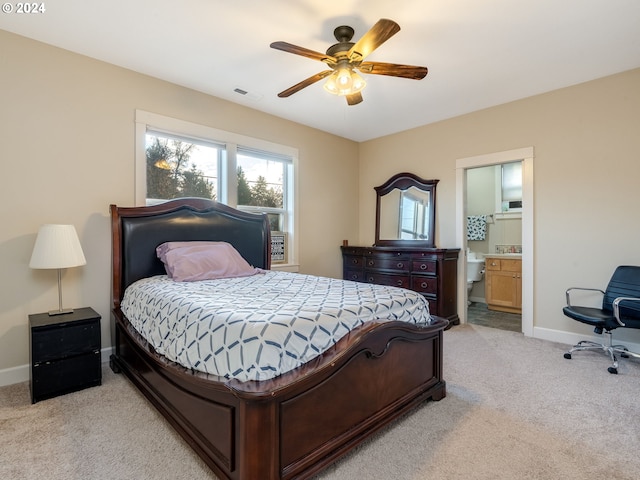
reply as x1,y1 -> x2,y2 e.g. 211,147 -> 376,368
29,307 -> 102,403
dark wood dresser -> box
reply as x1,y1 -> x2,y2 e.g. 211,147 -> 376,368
341,246 -> 460,325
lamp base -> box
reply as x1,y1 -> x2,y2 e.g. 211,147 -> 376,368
48,308 -> 74,316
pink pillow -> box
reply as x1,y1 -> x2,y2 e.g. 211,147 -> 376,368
156,241 -> 214,264
156,241 -> 262,282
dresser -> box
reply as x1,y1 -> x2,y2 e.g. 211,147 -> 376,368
341,246 -> 460,325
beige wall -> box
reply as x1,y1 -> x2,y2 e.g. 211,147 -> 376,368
0,30 -> 359,378
358,67 -> 640,344
3,27 -> 640,383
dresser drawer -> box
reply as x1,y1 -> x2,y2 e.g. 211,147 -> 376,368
411,260 -> 437,274
344,269 -> 365,282
411,276 -> 438,294
32,320 -> 100,363
343,255 -> 364,269
365,256 -> 410,271
365,272 -> 410,289
341,247 -> 364,256
32,351 -> 101,402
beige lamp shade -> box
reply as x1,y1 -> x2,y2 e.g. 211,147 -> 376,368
29,224 -> 86,315
29,224 -> 86,269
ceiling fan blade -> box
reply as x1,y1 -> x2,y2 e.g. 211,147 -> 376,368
348,19 -> 401,62
346,92 -> 363,106
358,61 -> 428,80
277,70 -> 333,98
270,41 -> 335,64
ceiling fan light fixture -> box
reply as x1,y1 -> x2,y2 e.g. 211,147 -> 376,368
271,19 -> 426,104
323,68 -> 366,96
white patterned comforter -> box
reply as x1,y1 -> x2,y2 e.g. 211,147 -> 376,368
120,271 -> 432,382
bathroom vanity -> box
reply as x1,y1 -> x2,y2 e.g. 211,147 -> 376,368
484,254 -> 522,313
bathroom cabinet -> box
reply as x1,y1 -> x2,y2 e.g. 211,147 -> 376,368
485,256 -> 522,313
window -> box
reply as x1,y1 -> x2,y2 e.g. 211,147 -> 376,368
498,161 -> 523,213
145,131 -> 221,205
236,147 -> 290,233
135,111 -> 298,266
399,190 -> 430,240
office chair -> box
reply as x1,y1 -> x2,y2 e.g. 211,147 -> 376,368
563,265 -> 640,374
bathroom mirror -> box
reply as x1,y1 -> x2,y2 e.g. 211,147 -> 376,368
375,172 -> 438,247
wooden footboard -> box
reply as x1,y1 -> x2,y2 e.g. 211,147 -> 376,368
111,309 -> 446,480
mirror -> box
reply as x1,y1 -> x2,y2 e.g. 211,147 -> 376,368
375,172 -> 438,247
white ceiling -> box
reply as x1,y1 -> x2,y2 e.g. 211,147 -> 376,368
2,0 -> 640,142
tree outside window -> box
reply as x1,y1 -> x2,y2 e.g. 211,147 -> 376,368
146,136 -> 215,201
144,130 -> 290,238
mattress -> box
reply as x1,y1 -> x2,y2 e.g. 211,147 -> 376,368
120,271 -> 432,382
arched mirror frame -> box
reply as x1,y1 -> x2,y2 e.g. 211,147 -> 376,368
374,172 -> 439,247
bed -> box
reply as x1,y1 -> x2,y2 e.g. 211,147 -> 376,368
109,197 -> 447,480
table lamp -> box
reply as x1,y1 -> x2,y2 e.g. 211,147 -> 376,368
29,224 -> 87,315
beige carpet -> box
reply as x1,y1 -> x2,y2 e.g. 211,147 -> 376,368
2,324 -> 639,479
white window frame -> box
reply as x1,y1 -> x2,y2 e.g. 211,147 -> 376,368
135,110 -> 299,269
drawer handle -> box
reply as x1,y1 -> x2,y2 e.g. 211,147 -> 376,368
491,262 -> 497,266
420,264 -> 427,270
368,277 -> 374,282
396,280 -> 403,286
368,260 -> 375,266
421,282 -> 428,288
351,259 -> 359,265
397,262 -> 404,268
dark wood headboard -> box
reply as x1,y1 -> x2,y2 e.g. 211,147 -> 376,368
110,197 -> 271,308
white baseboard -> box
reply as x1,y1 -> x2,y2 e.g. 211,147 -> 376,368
0,364 -> 30,387
0,346 -> 114,387
533,326 -> 640,353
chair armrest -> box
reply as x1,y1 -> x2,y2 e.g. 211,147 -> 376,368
612,296 -> 640,327
565,287 -> 605,307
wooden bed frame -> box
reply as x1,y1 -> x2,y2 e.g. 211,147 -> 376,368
109,197 -> 447,480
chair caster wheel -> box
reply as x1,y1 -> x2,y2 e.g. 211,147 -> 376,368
608,367 -> 618,374
563,353 -> 572,359
621,352 -> 629,358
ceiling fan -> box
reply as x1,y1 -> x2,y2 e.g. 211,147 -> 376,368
270,18 -> 428,106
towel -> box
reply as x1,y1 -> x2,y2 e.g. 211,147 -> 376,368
467,215 -> 487,241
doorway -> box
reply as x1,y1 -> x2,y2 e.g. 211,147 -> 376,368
465,162 -> 522,331
455,147 -> 534,336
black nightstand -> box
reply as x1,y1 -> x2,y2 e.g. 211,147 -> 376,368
29,307 -> 102,403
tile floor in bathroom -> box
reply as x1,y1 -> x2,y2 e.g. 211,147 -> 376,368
467,302 -> 521,332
